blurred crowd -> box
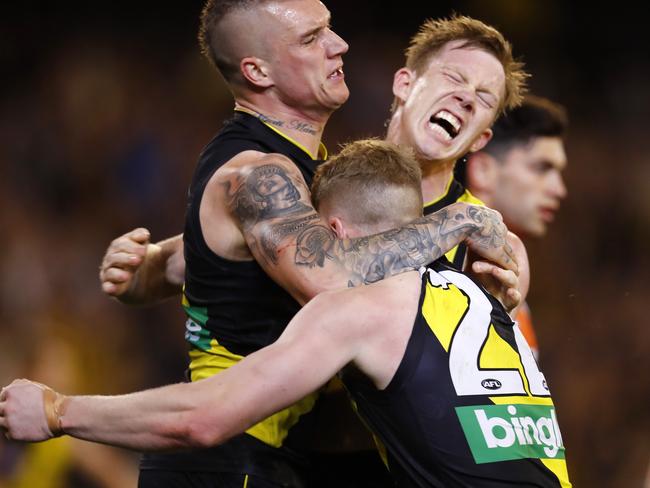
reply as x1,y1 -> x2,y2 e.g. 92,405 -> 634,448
1,2 -> 648,487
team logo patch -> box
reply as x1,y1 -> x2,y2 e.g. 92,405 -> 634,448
456,404 -> 565,464
481,379 -> 502,390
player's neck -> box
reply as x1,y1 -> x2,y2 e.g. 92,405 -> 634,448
235,101 -> 327,159
419,159 -> 456,204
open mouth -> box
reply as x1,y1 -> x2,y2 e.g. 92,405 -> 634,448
328,67 -> 344,79
429,109 -> 461,140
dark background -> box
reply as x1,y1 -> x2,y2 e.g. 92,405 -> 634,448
1,1 -> 648,486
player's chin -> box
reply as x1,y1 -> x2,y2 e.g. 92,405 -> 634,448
525,219 -> 547,238
323,83 -> 349,106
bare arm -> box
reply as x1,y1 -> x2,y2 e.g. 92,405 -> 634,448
220,153 -> 515,304
0,292 -> 368,450
98,154 -> 515,306
99,230 -> 184,305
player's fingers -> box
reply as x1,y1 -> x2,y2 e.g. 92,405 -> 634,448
502,243 -> 519,274
101,281 -> 117,295
101,266 -> 134,285
471,260 -> 492,274
124,228 -> 151,244
471,261 -> 516,286
101,251 -> 143,273
508,288 -> 521,301
101,278 -> 130,297
506,288 -> 522,311
490,267 -> 518,289
108,228 -> 150,249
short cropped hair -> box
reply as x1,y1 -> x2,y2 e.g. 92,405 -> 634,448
404,15 -> 529,113
482,95 -> 569,159
198,0 -> 275,82
312,139 -> 423,230
454,95 -> 569,184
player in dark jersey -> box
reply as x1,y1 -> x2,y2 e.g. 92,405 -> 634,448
95,10 -> 526,485
456,95 -> 569,357
307,17 -> 530,481
95,4 -> 518,486
1,139 -> 570,487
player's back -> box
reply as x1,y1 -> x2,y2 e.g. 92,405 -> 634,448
342,261 -> 571,487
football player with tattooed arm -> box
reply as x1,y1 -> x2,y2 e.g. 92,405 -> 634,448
90,4 -> 524,485
1,139 -> 571,487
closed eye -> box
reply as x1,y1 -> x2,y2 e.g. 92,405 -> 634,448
445,72 -> 463,84
477,91 -> 495,109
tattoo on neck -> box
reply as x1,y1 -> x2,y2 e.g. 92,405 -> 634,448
258,113 -> 318,136
288,120 -> 317,135
258,113 -> 285,128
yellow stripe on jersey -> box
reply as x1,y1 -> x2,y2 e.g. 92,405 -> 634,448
189,345 -> 319,448
421,281 -> 469,352
479,325 -> 531,394
541,459 -> 573,488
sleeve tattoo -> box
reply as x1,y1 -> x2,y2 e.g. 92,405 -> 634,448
224,163 -> 507,285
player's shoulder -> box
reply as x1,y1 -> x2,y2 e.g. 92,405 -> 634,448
318,271 -> 421,322
227,150 -> 296,170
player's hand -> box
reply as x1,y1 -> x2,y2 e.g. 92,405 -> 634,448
0,379 -> 67,442
99,228 -> 151,298
468,259 -> 521,312
463,206 -> 518,274
466,231 -> 529,314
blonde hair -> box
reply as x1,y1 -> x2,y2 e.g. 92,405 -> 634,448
312,139 -> 423,230
404,15 -> 529,113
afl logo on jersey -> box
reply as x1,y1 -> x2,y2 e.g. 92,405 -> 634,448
481,379 -> 502,390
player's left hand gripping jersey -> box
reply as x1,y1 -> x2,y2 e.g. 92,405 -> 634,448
343,260 -> 572,488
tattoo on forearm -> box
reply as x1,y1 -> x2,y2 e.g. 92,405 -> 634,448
319,204 -> 508,286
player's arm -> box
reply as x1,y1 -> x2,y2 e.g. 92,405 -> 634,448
0,291 -> 368,450
99,230 -> 184,305
221,153 -> 516,304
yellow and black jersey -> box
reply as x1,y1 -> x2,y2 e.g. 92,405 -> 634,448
342,259 -> 571,487
183,110 -> 326,358
141,111 -> 326,485
423,176 -> 484,270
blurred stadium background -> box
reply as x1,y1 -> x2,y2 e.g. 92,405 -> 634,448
1,1 -> 648,486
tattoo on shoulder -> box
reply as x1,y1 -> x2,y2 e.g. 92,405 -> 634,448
225,164 -> 312,228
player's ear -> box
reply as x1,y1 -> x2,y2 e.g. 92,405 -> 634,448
469,128 -> 493,153
466,151 -> 498,193
328,216 -> 348,239
392,68 -> 415,104
241,57 -> 273,88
